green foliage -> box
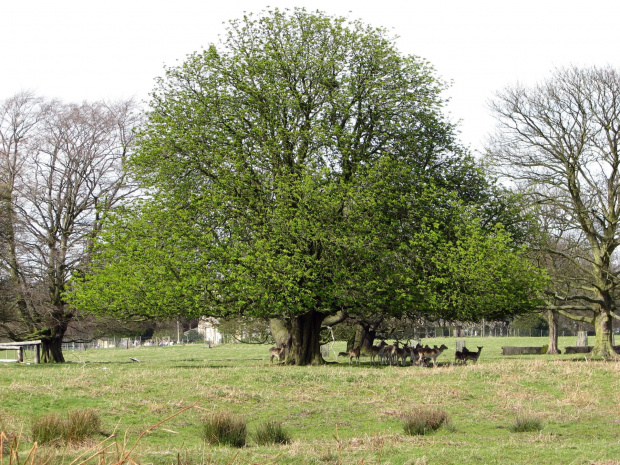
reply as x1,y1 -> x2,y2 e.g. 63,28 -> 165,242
403,408 -> 450,435
201,412 -> 247,447
69,8 -> 545,336
184,329 -> 204,343
253,420 -> 292,445
510,313 -> 548,332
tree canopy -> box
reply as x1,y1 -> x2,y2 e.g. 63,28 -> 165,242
70,9 -> 545,364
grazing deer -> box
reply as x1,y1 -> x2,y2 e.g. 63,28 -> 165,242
461,346 -> 483,365
370,341 -> 387,364
417,344 -> 448,367
269,343 -> 287,364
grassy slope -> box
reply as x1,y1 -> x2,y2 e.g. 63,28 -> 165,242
1,336 -> 619,464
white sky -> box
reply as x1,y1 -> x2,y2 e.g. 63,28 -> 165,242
2,0 -> 618,153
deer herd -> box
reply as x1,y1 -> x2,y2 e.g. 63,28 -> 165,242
269,340 -> 483,366
347,341 -> 482,367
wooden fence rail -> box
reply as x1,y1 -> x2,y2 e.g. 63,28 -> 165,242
0,340 -> 42,364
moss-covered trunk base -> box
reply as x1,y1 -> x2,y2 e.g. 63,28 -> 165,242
591,311 -> 617,358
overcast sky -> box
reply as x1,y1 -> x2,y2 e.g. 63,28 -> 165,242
2,0 -> 618,153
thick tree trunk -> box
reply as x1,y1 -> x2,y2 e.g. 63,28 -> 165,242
269,318 -> 291,348
39,319 -> 68,363
360,328 -> 376,355
591,310 -> 617,358
41,336 -> 65,363
286,310 -> 326,366
546,310 -> 560,354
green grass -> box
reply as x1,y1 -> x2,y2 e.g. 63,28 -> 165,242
1,336 -> 618,464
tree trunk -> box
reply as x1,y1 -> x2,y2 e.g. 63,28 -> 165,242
348,324 -> 367,352
591,310 -> 617,358
269,318 -> 291,348
360,327 -> 376,355
41,334 -> 65,363
39,320 -> 68,363
546,310 -> 560,354
286,310 -> 326,366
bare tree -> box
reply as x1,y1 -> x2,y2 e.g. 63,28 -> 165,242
488,66 -> 620,357
0,93 -> 140,361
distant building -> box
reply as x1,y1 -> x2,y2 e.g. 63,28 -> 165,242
197,317 -> 223,345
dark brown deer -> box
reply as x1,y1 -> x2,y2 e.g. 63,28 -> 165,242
462,346 -> 483,365
269,343 -> 287,364
454,349 -> 466,365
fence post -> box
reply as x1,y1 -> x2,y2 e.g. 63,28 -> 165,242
576,331 -> 588,347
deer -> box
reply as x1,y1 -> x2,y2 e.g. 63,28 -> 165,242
416,344 -> 448,367
269,343 -> 287,364
370,340 -> 387,364
380,342 -> 394,365
338,346 -> 361,365
348,346 -> 361,365
461,346 -> 483,365
395,343 -> 410,366
454,348 -> 467,365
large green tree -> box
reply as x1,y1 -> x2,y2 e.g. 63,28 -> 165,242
71,9 -> 544,364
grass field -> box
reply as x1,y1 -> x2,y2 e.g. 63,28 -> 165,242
1,336 -> 619,464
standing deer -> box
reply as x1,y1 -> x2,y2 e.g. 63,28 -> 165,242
370,340 -> 387,364
395,343 -> 410,366
462,346 -> 483,365
455,348 -> 466,365
416,344 -> 448,367
380,343 -> 394,365
269,343 -> 287,364
348,346 -> 361,365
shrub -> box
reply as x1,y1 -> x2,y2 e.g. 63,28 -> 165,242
31,409 -> 101,445
201,412 -> 247,447
403,408 -> 450,436
65,409 -> 102,443
253,420 -> 291,445
509,413 -> 543,433
31,413 -> 66,445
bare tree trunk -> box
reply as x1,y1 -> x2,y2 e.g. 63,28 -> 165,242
546,310 -> 560,354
